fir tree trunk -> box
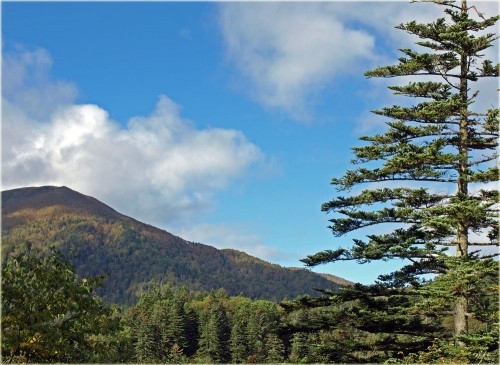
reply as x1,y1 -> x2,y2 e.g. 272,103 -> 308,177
454,0 -> 470,341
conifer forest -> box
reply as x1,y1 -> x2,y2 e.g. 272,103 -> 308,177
1,0 -> 499,363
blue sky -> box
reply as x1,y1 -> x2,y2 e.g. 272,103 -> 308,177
2,1 -> 498,284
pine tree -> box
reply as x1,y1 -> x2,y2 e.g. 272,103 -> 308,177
246,301 -> 282,362
134,312 -> 162,363
162,297 -> 189,355
289,332 -> 310,363
182,304 -> 200,358
197,300 -> 231,363
302,0 -> 498,356
264,333 -> 286,363
230,313 -> 249,363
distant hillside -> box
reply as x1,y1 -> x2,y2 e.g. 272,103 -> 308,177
319,272 -> 355,287
2,186 -> 349,305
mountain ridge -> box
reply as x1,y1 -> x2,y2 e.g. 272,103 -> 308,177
2,186 -> 351,304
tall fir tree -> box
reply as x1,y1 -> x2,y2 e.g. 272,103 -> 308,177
246,300 -> 283,362
302,0 -> 498,357
197,300 -> 231,363
229,303 -> 251,363
264,333 -> 286,363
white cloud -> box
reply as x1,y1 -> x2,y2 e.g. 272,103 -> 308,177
2,47 -> 78,121
2,48 -> 264,230
219,1 -> 498,122
219,2 -> 377,121
217,1 -> 443,122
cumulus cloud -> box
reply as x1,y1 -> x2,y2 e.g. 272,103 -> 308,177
2,48 -> 264,229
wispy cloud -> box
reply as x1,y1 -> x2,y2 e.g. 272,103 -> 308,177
219,2 -> 377,122
2,47 -> 78,121
218,1 -> 498,123
2,48 -> 264,230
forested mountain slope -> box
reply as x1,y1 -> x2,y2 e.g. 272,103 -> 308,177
1,186 -> 346,305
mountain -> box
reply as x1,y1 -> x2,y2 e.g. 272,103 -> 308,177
2,186 -> 349,305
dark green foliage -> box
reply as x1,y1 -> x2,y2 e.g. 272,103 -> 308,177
134,314 -> 162,363
281,290 -> 442,363
120,285 -> 290,363
298,0 -> 499,362
197,299 -> 231,363
2,251 -> 307,364
2,2 -> 497,362
265,334 -> 286,363
229,300 -> 251,363
230,320 -> 248,363
123,286 -> 199,363
1,250 -> 118,363
246,300 -> 284,362
9,255 -> 489,364
289,332 -> 311,362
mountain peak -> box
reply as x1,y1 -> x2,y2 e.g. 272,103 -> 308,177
2,186 -> 350,304
2,186 -> 124,225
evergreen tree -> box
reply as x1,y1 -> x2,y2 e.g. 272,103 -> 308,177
198,300 -> 231,363
230,321 -> 248,363
229,309 -> 250,363
134,318 -> 162,363
130,288 -> 169,363
182,304 -> 200,358
289,332 -> 310,363
161,297 -> 189,355
246,300 -> 282,362
127,285 -> 200,363
301,0 -> 498,359
265,333 -> 286,363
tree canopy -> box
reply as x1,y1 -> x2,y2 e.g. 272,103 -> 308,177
1,250 -> 118,363
300,0 -> 499,362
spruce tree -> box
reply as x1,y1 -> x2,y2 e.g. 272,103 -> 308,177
302,0 -> 498,354
246,301 -> 282,362
134,312 -> 162,363
198,300 -> 231,363
264,333 -> 286,363
289,332 -> 311,363
229,305 -> 250,363
230,320 -> 248,363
